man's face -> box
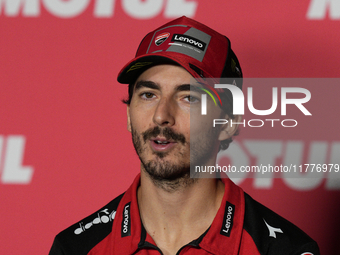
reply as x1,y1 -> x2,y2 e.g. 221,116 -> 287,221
127,64 -> 225,183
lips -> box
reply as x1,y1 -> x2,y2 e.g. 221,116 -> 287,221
150,137 -> 176,152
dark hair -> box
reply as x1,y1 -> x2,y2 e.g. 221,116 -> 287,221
122,82 -> 239,151
122,82 -> 134,105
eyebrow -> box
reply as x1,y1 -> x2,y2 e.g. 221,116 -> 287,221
135,80 -> 203,93
135,80 -> 159,91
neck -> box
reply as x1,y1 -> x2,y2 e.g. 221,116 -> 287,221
137,168 -> 225,254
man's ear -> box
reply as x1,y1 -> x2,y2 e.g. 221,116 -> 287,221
218,115 -> 242,141
127,105 -> 131,132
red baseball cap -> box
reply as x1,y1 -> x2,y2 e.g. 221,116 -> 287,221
117,16 -> 242,89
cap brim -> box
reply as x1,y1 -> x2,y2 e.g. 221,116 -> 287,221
117,53 -> 208,84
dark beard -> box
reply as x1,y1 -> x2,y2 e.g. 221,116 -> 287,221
131,125 -> 194,191
189,125 -> 221,179
131,123 -> 220,190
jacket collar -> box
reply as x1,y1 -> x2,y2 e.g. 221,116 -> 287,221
110,174 -> 245,255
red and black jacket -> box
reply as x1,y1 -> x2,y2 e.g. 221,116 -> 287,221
49,175 -> 319,255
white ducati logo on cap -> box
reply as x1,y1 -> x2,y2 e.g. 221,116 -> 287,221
155,32 -> 170,46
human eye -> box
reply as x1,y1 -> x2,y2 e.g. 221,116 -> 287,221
184,95 -> 200,104
140,92 -> 156,100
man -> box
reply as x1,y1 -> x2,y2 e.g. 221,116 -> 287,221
49,16 -> 319,255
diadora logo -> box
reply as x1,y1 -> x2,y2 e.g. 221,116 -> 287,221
121,202 -> 131,237
220,202 -> 235,237
263,219 -> 283,238
172,34 -> 206,51
74,209 -> 116,235
0,135 -> 33,184
155,32 -> 170,46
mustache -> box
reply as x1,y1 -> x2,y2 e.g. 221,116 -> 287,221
142,126 -> 186,144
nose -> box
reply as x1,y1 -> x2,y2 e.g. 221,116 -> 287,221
153,97 -> 175,127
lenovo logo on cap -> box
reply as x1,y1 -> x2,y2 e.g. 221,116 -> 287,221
155,32 -> 170,46
171,34 -> 206,51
